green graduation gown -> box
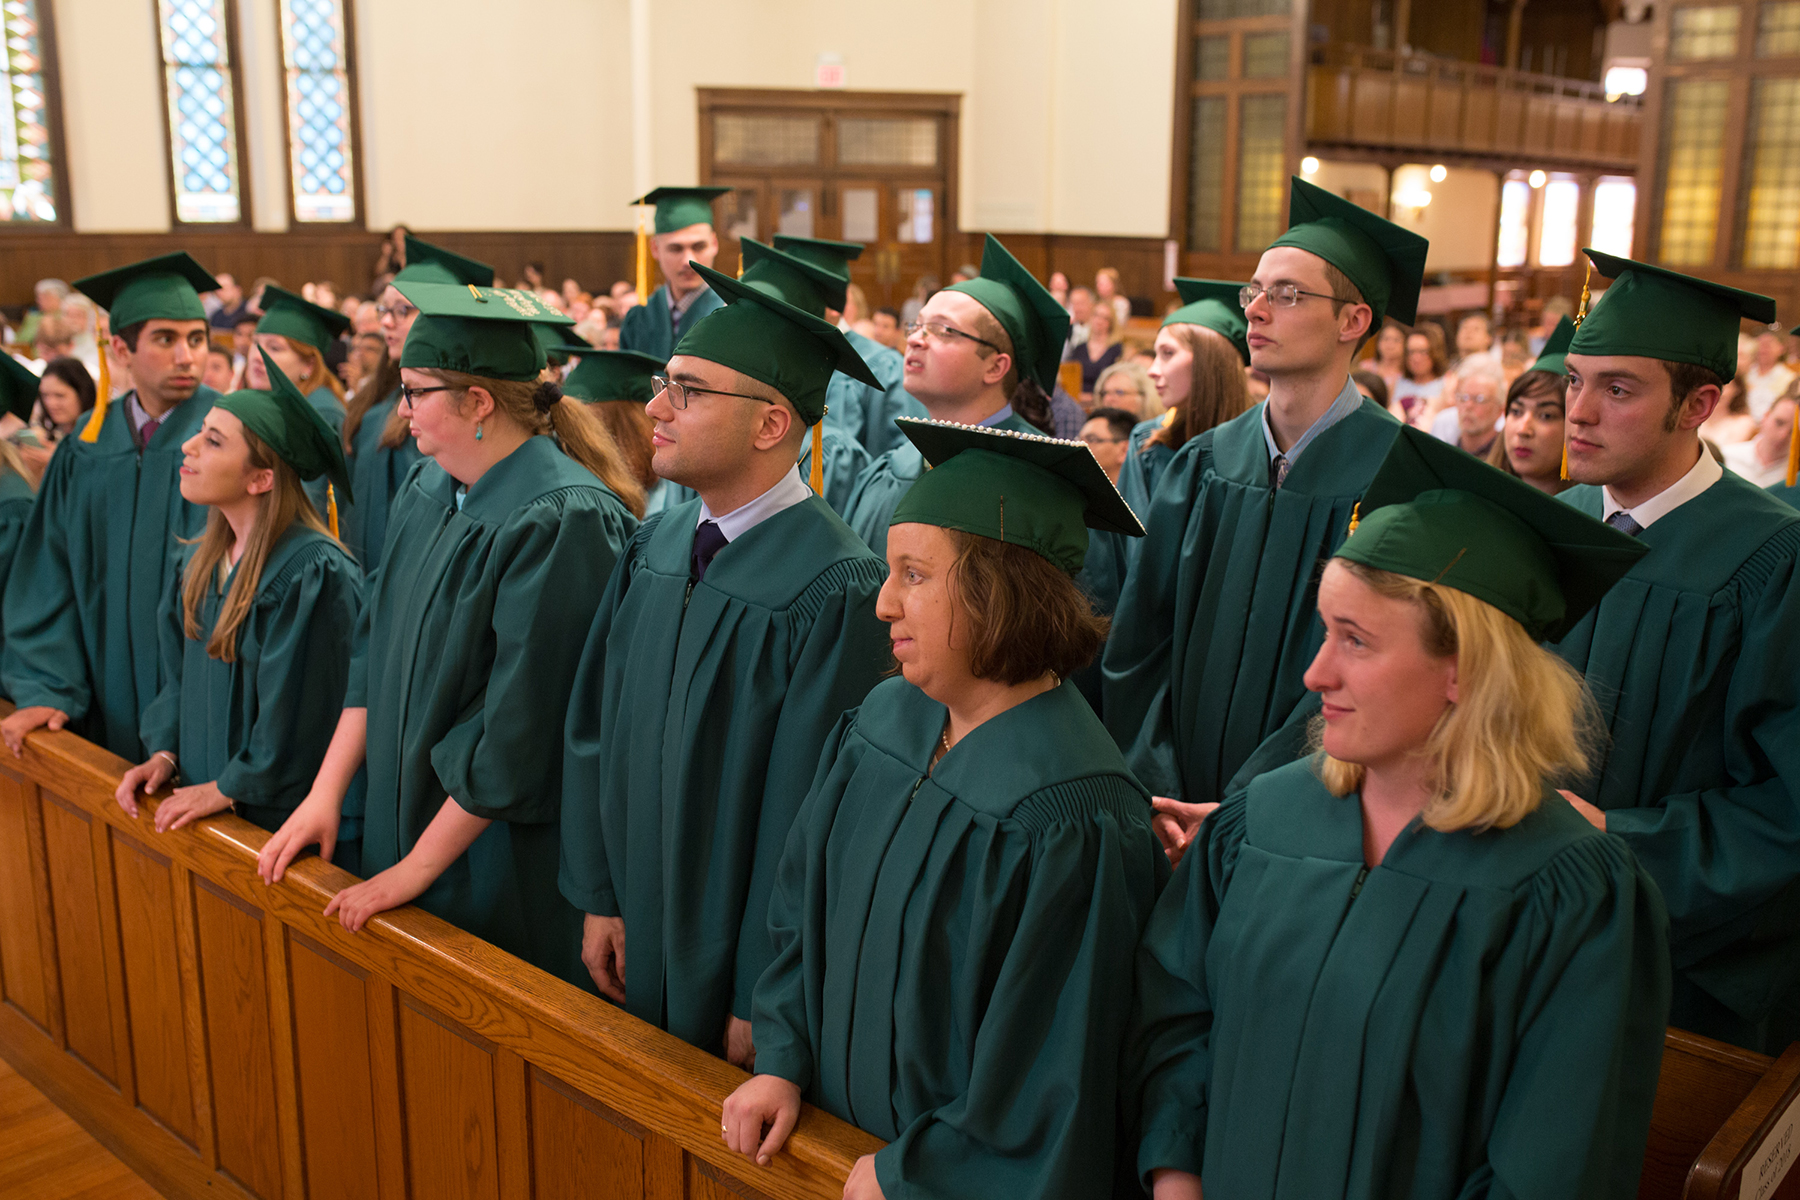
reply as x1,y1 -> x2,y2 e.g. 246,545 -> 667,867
350,436 -> 636,985
0,467 -> 37,682
2,387 -> 219,758
1553,474 -> 1800,1051
339,387 -> 422,572
1132,762 -> 1670,1200
618,284 -> 725,361
825,329 -> 925,458
139,526 -> 363,843
1074,420 -> 1169,717
301,385 -> 346,518
1102,398 -> 1401,801
842,410 -> 1039,558
559,494 -> 890,1050
753,677 -> 1166,1199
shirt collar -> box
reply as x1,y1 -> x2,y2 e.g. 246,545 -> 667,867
1602,444 -> 1723,530
669,282 -> 710,318
698,464 -> 813,542
1262,376 -> 1362,467
979,404 -> 1015,427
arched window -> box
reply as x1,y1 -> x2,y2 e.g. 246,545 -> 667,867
156,0 -> 249,224
1,0 -> 67,226
277,0 -> 360,224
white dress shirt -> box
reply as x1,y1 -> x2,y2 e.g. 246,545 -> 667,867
1601,444 -> 1724,530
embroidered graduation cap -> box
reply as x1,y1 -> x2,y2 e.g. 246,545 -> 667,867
393,282 -> 572,382
889,417 -> 1145,575
73,252 -> 219,330
1267,177 -> 1429,326
1162,277 -> 1251,363
1567,249 -> 1777,385
561,349 -> 666,404
943,234 -> 1072,393
216,349 -> 355,507
633,186 -> 732,235
255,284 -> 352,358
0,354 -> 41,423
1529,315 -> 1577,378
393,235 -> 495,288
1338,426 -> 1646,641
736,236 -> 849,316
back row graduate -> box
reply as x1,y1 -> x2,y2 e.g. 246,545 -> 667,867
0,357 -> 43,671
560,260 -> 892,1065
1133,427 -> 1670,1200
259,282 -> 642,985
244,284 -> 352,518
723,420 -> 1167,1200
3,253 -> 223,760
117,352 -> 363,856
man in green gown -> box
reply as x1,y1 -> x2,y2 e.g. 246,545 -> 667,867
560,262 -> 892,1063
618,187 -> 729,361
840,233 -> 1066,557
340,235 -> 492,570
2,253 -> 223,760
1552,251 -> 1800,1053
1103,178 -> 1420,812
771,234 -> 925,457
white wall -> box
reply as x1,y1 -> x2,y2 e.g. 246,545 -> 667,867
54,0 -> 1179,238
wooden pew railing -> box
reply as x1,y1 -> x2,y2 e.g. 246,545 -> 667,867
0,713 -> 880,1200
0,713 -> 1797,1199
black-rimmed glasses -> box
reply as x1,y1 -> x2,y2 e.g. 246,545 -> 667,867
651,375 -> 776,411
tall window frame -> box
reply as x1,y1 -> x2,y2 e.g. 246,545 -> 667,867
154,0 -> 253,227
275,0 -> 364,226
0,0 -> 71,228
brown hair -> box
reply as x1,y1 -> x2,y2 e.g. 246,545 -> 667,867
942,528 -> 1109,685
1149,323 -> 1251,452
963,304 -> 1054,434
286,340 -> 345,408
343,347 -> 403,450
1665,360 -> 1725,431
418,369 -> 647,518
182,428 -> 330,662
1487,370 -> 1567,480
1321,263 -> 1376,355
1404,322 -> 1449,381
589,401 -> 658,493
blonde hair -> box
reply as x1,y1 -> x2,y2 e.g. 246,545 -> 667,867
183,428 -> 330,662
419,369 -> 646,518
1311,560 -> 1599,833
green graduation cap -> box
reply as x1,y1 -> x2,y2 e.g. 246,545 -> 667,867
673,261 -> 877,425
1529,315 -> 1577,377
771,234 -> 863,281
73,252 -> 219,330
562,349 -> 666,404
255,283 -> 351,357
393,235 -> 495,288
1267,177 -> 1429,326
736,236 -> 848,316
944,234 -> 1072,393
1567,250 -> 1777,383
1162,277 -> 1250,363
1338,425 -> 1646,641
216,349 -> 354,504
633,186 -> 732,235
0,355 -> 41,423
532,321 -> 593,366
393,282 -> 571,382
890,417 -> 1144,574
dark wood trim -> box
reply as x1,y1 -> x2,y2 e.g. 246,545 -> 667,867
29,0 -> 74,230
154,0 -> 254,231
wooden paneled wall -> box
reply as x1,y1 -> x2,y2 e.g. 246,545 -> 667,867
0,712 -> 879,1200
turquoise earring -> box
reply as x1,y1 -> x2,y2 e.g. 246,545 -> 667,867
475,422 -> 484,441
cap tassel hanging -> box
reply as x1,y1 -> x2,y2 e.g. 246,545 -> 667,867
809,421 -> 824,495
635,209 -> 650,301
1560,441 -> 1571,482
1787,409 -> 1800,489
80,341 -> 111,443
326,482 -> 340,539
1559,259 -> 1593,483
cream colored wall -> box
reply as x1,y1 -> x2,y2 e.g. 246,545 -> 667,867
55,0 -> 1179,238
1393,164 -> 1500,273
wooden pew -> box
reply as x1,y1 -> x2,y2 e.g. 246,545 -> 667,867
1,710 -> 1797,1199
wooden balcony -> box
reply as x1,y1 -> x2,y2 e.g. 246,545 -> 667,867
1306,44 -> 1642,170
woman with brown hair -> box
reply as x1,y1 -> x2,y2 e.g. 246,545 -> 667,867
117,352 -> 363,856
722,419 -> 1165,1200
557,347 -> 663,509
1392,322 -> 1450,428
246,285 -> 352,519
257,282 -> 640,986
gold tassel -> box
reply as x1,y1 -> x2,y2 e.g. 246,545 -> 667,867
1561,439 -> 1571,482
635,214 -> 649,300
327,483 -> 340,539
1347,502 -> 1361,535
1573,260 -> 1593,327
80,341 -> 111,443
1787,409 -> 1799,488
809,422 -> 823,495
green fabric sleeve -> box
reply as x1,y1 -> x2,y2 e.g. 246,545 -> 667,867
843,455 -> 912,558
1,442 -> 91,717
432,491 -> 632,824
136,550 -> 189,757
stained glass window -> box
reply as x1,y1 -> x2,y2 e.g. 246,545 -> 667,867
1657,78 -> 1730,265
1186,96 -> 1227,252
279,0 -> 356,222
1739,77 -> 1800,268
1235,95 -> 1287,253
157,0 -> 242,223
1670,5 -> 1741,60
0,0 -> 59,223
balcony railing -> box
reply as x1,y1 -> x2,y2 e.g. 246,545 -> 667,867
1307,44 -> 1642,169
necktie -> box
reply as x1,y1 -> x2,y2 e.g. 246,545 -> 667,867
1272,453 -> 1291,489
141,415 -> 162,447
669,297 -> 683,342
691,519 -> 728,583
1605,510 -> 1644,538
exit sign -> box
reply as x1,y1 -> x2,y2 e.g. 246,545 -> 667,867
816,53 -> 845,89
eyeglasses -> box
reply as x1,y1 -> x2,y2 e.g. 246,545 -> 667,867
376,301 -> 416,321
1454,391 -> 1499,405
1081,432 -> 1127,447
903,319 -> 1002,353
1097,387 -> 1140,400
651,375 -> 775,411
399,384 -> 454,405
1238,284 -> 1349,310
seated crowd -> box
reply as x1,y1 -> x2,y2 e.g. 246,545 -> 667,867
0,180 -> 1795,1200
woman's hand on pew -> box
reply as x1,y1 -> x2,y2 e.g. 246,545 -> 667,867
115,755 -> 177,819
582,914 -> 627,1003
721,1074 -> 801,1166
153,782 -> 233,833
2,705 -> 68,756
323,859 -> 432,932
258,792 -> 342,884
1150,797 -> 1219,868
843,1154 -> 886,1199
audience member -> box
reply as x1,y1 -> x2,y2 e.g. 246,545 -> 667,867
1432,357 -> 1504,457
1048,269 -> 1070,307
202,339 -> 236,394
1063,286 -> 1095,355
1529,295 -> 1573,356
209,272 -> 251,331
1451,311 -> 1499,372
900,274 -> 937,325
1350,368 -> 1389,409
1743,328 -> 1795,420
1081,406 -> 1135,483
1094,266 -> 1131,327
16,278 -> 68,346
1069,302 -> 1121,402
871,306 -> 902,350
1700,377 -> 1757,446
1723,391 -> 1797,488
1391,323 -> 1448,426
1093,360 -> 1156,418
1365,319 -> 1406,399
